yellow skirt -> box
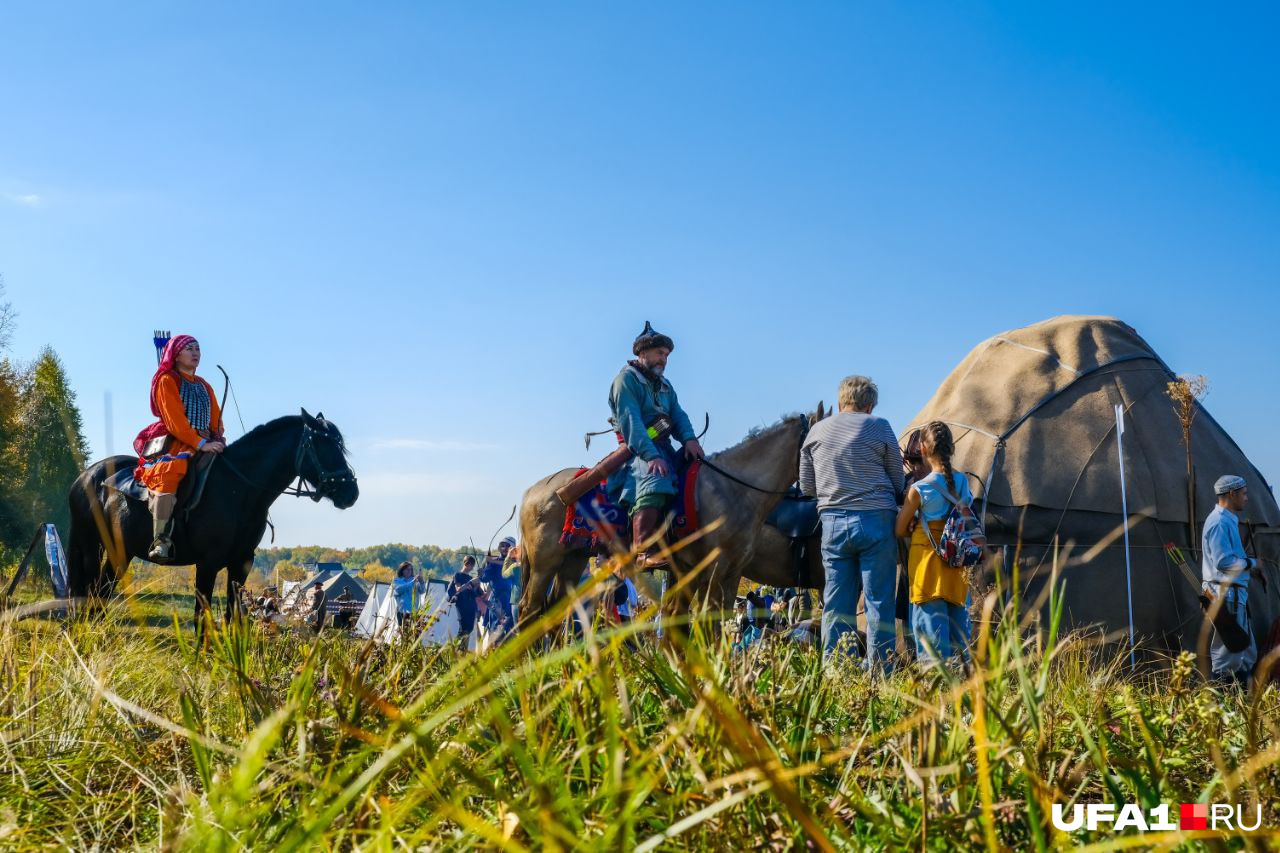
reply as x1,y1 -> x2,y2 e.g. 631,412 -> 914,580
908,521 -> 969,607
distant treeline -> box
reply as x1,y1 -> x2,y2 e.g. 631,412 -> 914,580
252,543 -> 491,584
0,276 -> 90,565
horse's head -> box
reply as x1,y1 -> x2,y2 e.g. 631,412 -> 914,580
789,401 -> 827,458
298,408 -> 359,509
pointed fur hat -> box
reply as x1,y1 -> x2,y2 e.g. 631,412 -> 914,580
632,320 -> 675,355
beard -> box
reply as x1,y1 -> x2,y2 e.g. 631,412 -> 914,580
639,358 -> 665,377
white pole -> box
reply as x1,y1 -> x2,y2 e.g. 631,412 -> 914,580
1115,404 -> 1136,672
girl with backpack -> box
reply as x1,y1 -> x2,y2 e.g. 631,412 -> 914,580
894,421 -> 980,665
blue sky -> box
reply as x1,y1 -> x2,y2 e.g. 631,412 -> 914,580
2,3 -> 1277,547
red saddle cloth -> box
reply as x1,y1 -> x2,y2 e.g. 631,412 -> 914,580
559,463 -> 701,551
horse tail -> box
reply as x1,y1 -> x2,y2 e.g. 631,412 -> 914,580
66,464 -> 115,599
67,480 -> 100,598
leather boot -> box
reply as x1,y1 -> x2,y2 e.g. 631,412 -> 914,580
148,493 -> 177,562
631,506 -> 669,571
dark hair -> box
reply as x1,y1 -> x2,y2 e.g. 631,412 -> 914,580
462,555 -> 476,566
902,428 -> 924,463
921,420 -> 957,499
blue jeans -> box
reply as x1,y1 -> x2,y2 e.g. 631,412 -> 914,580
819,508 -> 898,667
910,599 -> 971,665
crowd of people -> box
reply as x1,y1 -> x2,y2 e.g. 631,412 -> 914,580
142,332 -> 1264,685
228,537 -> 524,651
731,586 -> 820,651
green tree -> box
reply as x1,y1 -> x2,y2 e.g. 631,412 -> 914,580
361,561 -> 394,583
0,274 -> 15,352
0,276 -> 20,561
12,347 -> 89,537
272,560 -> 307,582
0,358 -> 24,561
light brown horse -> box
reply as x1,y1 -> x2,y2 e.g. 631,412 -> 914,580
516,404 -> 825,632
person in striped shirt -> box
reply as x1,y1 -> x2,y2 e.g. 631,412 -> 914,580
799,375 -> 905,670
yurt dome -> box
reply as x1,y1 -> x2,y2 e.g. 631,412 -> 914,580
903,315 -> 1279,656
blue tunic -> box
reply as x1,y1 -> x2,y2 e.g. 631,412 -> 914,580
607,363 -> 696,509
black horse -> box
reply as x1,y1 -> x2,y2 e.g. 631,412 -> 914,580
67,409 -> 358,624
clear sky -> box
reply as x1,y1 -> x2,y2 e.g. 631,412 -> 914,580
2,3 -> 1276,548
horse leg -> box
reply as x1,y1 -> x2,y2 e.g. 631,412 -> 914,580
226,558 -> 252,624
68,494 -> 124,609
556,550 -> 593,641
516,540 -> 561,633
194,562 -> 219,643
66,525 -> 101,600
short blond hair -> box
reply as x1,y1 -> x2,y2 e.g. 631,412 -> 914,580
838,375 -> 878,412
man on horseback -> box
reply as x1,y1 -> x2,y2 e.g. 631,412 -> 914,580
135,335 -> 225,561
608,321 -> 704,569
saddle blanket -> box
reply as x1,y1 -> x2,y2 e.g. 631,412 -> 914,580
101,453 -> 217,513
560,462 -> 702,551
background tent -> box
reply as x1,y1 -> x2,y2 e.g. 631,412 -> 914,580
417,579 -> 462,647
903,315 -> 1280,657
354,582 -> 399,643
283,567 -> 368,614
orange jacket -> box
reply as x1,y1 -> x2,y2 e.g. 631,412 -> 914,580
155,372 -> 223,449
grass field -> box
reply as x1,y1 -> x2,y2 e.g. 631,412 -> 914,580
0,568 -> 1277,851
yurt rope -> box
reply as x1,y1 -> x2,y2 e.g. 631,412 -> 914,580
992,368 -> 1171,578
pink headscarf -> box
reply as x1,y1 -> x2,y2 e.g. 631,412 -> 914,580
149,334 -> 198,416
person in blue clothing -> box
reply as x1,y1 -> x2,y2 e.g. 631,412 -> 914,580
393,561 -> 418,624
607,321 -> 705,569
479,544 -> 514,641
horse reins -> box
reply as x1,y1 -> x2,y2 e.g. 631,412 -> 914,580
218,423 -> 355,502
698,413 -> 810,498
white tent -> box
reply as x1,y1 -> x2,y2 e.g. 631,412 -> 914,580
280,580 -> 302,610
353,582 -> 400,643
417,580 -> 469,647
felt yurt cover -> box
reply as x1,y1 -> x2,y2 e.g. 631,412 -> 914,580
903,315 -> 1279,654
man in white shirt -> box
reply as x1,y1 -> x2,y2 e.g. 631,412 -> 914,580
1201,474 -> 1258,685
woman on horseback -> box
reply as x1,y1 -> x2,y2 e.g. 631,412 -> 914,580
136,335 -> 225,560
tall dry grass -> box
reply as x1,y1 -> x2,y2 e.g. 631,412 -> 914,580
0,557 -> 1277,850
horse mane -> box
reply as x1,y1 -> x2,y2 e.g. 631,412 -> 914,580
711,412 -> 804,460
229,414 -> 350,457
230,415 -> 302,449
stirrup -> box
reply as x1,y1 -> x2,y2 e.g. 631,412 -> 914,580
636,549 -> 670,572
148,535 -> 174,561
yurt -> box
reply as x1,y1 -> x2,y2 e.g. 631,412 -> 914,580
903,315 -> 1280,657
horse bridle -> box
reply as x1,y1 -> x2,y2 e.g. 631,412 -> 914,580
697,413 -> 811,497
219,422 -> 356,502
285,423 -> 357,502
